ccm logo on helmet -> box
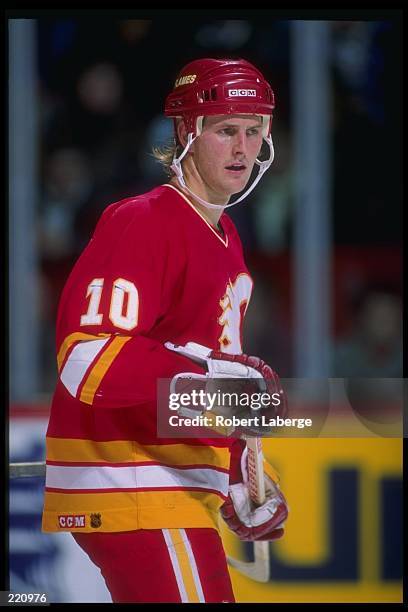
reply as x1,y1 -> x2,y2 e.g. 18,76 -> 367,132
228,89 -> 257,97
175,74 -> 197,88
58,514 -> 86,528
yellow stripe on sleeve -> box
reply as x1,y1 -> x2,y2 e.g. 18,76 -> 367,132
57,332 -> 110,372
79,335 -> 132,405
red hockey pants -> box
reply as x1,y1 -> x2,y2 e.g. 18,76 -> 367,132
72,527 -> 235,603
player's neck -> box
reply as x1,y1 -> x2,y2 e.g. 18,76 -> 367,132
169,177 -> 225,229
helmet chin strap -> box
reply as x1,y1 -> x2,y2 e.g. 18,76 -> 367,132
170,133 -> 275,211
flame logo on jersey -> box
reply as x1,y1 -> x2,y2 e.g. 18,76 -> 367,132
218,273 -> 253,353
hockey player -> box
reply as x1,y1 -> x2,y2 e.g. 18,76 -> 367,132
42,58 -> 288,603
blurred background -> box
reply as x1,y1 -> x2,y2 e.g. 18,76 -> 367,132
8,14 -> 402,603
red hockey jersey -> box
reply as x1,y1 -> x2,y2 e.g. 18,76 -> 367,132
42,183 -> 253,533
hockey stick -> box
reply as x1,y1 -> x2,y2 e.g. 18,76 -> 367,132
226,437 -> 270,582
9,461 -> 46,478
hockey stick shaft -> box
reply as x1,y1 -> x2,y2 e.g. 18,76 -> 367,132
9,461 -> 46,478
227,437 -> 270,582
246,437 -> 266,505
246,437 -> 270,572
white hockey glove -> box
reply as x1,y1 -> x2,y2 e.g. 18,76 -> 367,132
221,443 -> 288,541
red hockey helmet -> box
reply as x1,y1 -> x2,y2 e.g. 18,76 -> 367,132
165,58 -> 275,138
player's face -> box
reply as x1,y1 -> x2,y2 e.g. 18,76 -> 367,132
192,114 -> 264,202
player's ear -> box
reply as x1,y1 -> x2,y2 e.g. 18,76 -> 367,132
176,119 -> 188,148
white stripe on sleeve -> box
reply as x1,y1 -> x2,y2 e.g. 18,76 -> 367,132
60,337 -> 111,397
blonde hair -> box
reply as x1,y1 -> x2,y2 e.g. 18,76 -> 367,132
151,140 -> 180,177
152,116 -> 186,177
